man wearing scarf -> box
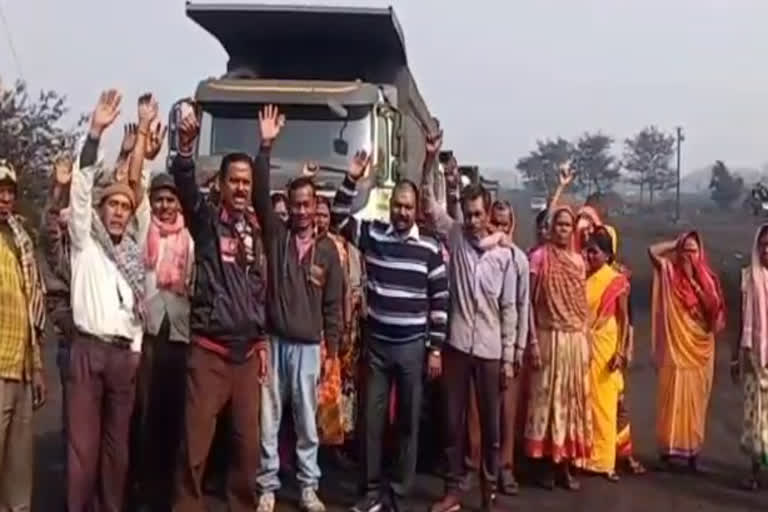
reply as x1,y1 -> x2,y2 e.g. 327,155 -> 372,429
0,159 -> 46,511
133,172 -> 194,510
421,137 -> 520,512
252,106 -> 343,512
171,101 -> 269,512
67,90 -> 152,511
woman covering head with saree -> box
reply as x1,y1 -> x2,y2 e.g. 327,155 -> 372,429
732,223 -> 768,489
524,199 -> 593,491
578,227 -> 629,481
649,231 -> 725,471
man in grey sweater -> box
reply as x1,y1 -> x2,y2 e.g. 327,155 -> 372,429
421,135 -> 527,512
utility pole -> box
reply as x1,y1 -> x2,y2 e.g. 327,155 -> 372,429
675,126 -> 684,222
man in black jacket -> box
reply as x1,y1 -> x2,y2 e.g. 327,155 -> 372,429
171,103 -> 269,512
252,106 -> 343,512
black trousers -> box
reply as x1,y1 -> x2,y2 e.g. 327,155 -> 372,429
363,338 -> 425,501
441,345 -> 501,492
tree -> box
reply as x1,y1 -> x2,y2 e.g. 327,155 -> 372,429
572,132 -> 621,196
0,79 -> 86,218
516,137 -> 576,196
709,160 -> 743,210
623,126 -> 676,205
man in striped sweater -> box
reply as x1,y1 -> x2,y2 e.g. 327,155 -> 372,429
332,151 -> 448,512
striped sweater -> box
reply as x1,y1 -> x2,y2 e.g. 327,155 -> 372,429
332,176 -> 448,348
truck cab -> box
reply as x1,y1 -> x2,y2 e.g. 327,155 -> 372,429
183,3 -> 437,222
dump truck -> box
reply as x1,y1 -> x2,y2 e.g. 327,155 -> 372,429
178,2 -> 438,222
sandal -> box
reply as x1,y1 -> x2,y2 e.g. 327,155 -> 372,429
740,476 -> 760,491
559,468 -> 581,491
626,457 -> 647,475
605,472 -> 620,483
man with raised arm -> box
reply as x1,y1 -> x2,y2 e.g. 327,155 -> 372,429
66,90 -> 153,511
171,102 -> 269,512
251,106 -> 343,512
332,151 -> 448,512
420,134 -> 521,512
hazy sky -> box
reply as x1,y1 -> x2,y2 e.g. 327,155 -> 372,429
1,0 -> 767,174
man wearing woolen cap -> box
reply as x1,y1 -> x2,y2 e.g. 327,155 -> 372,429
132,172 -> 195,511
66,90 -> 152,512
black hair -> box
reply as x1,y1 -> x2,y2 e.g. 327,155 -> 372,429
219,153 -> 254,180
316,195 -> 331,210
589,226 -> 615,262
461,184 -> 491,211
288,176 -> 317,199
535,208 -> 548,227
393,179 -> 420,204
492,199 -> 511,211
271,192 -> 287,208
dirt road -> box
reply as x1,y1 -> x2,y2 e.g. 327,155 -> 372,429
31,209 -> 768,511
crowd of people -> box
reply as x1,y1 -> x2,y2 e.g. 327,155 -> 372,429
0,88 -> 764,512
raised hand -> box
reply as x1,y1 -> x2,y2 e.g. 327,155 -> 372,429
120,123 -> 138,155
348,150 -> 371,182
426,130 -> 443,155
259,104 -> 285,145
90,89 -> 122,136
301,161 -> 319,178
138,93 -> 159,128
558,160 -> 575,187
53,154 -> 73,186
178,101 -> 200,155
145,118 -> 167,160
444,157 -> 459,187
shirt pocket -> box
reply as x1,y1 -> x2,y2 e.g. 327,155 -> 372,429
476,255 -> 504,298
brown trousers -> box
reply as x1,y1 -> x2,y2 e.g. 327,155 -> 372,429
66,335 -> 141,512
0,379 -> 33,511
467,371 -> 520,473
173,345 -> 261,512
441,346 -> 501,492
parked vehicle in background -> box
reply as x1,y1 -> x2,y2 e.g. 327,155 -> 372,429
176,3 -> 437,222
530,196 -> 547,211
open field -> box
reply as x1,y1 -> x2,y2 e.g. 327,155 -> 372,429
31,206 -> 768,511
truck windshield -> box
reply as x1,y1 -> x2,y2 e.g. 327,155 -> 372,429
200,104 -> 372,171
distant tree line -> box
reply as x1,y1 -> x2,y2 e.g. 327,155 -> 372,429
516,126 -> 677,205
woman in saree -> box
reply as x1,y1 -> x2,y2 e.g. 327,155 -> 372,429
732,223 -> 768,489
524,193 -> 593,490
649,231 -> 725,471
581,228 -> 629,481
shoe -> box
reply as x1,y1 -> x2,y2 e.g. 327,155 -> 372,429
300,488 -> 326,512
499,468 -> 519,496
459,472 -> 477,492
256,492 -> 276,512
480,491 -> 497,512
350,494 -> 384,512
429,493 -> 461,512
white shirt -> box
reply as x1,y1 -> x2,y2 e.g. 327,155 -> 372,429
69,163 -> 150,353
144,231 -> 195,343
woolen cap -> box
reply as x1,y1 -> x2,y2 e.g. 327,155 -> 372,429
150,173 -> 177,194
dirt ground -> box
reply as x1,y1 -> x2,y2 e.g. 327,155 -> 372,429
31,205 -> 768,511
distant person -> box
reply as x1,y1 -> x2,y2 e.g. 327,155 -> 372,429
649,231 -> 725,472
524,165 -> 592,491
732,223 -> 768,490
271,192 -> 289,225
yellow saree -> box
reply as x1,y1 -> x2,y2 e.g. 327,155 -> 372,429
651,240 -> 724,458
582,264 -> 628,473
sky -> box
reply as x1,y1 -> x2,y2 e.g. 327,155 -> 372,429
1,0 -> 767,177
